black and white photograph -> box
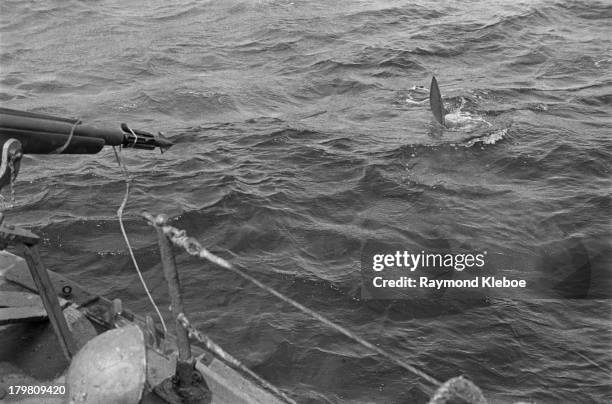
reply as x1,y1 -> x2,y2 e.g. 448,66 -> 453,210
0,0 -> 610,403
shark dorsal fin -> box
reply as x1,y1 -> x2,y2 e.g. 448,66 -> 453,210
429,76 -> 446,126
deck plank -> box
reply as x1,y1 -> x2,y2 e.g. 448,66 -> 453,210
0,291 -> 43,308
0,306 -> 47,325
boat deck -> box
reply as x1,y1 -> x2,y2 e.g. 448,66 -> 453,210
0,251 -> 292,404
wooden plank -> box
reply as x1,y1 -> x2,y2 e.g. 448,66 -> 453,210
0,222 -> 40,245
197,359 -> 289,404
19,244 -> 78,359
0,291 -> 43,308
0,306 -> 47,324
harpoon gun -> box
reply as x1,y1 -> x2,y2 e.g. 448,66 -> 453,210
0,107 -> 173,189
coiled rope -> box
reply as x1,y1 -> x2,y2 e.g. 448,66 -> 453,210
113,145 -> 167,334
142,213 -> 443,394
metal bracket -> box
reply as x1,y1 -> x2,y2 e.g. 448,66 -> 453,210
153,365 -> 212,404
0,138 -> 22,192
0,214 -> 39,247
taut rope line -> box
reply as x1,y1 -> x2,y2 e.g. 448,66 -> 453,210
142,212 -> 442,393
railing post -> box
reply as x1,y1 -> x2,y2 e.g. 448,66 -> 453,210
153,214 -> 192,375
151,213 -> 210,403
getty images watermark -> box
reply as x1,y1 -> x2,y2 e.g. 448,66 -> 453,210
361,248 -> 528,300
371,251 -> 525,288
360,237 -> 603,300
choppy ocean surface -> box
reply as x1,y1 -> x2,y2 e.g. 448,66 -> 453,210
1,0 -> 611,402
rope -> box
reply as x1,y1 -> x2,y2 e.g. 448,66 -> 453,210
7,154 -> 16,206
126,130 -> 139,148
142,214 -> 442,393
113,146 -> 167,334
177,313 -> 297,404
52,119 -> 81,154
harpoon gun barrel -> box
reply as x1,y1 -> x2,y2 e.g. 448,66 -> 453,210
0,107 -> 173,154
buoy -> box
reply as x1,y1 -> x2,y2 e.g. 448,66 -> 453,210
66,325 -> 146,404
